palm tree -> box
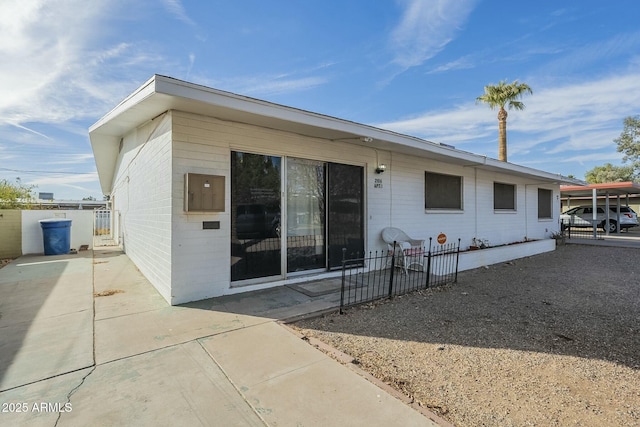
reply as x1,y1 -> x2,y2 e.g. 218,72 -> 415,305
476,80 -> 532,162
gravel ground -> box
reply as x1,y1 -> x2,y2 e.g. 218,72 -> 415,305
292,244 -> 640,427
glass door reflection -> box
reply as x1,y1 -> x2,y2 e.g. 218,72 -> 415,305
230,152 -> 282,282
287,158 -> 326,272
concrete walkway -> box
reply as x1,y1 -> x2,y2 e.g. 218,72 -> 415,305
0,248 -> 441,426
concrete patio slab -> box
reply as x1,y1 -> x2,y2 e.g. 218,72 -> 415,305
59,342 -> 264,427
1,247 -> 440,426
200,322 -> 436,427
93,248 -> 167,320
187,284 -> 341,321
0,368 -> 92,427
94,305 -> 268,364
0,252 -> 94,392
1,309 -> 94,391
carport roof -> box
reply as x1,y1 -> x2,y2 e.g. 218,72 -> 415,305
90,74 -> 582,195
561,182 -> 640,198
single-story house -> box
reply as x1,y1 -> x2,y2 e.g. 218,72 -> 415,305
90,75 -> 578,305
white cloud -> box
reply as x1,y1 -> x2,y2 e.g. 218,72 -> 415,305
377,72 -> 640,159
240,76 -> 328,97
161,0 -> 196,27
0,0 -> 162,129
27,172 -> 98,188
47,153 -> 96,165
208,63 -> 336,98
390,0 -> 477,70
559,152 -> 623,164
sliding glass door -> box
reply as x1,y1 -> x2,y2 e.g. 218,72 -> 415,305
230,152 -> 282,281
328,163 -> 364,268
231,151 -> 363,282
287,158 -> 326,273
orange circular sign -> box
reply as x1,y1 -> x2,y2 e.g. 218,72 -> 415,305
437,233 -> 447,244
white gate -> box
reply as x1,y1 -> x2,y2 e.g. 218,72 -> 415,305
94,209 -> 116,247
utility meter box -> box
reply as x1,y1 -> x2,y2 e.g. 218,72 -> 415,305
185,173 -> 225,212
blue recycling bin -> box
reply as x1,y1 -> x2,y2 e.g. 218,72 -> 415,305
39,219 -> 72,255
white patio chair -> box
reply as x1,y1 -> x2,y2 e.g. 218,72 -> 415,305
381,227 -> 425,274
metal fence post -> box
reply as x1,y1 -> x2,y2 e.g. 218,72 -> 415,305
454,238 -> 461,283
425,237 -> 432,288
340,248 -> 347,314
388,241 -> 396,297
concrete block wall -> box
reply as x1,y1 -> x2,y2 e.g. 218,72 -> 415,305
170,111 -> 379,303
0,210 -> 22,258
390,154 -> 561,250
21,210 -> 94,255
109,109 -> 562,305
390,154 -> 477,248
111,113 -> 173,303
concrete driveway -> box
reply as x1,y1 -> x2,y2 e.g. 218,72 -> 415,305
0,248 -> 440,426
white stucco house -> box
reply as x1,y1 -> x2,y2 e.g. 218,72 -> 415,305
90,75 -> 577,305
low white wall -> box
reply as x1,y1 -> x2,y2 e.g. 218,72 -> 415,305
458,239 -> 556,272
22,210 -> 94,255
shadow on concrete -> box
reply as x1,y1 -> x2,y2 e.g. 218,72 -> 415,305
182,279 -> 343,322
294,244 -> 640,370
0,251 -> 94,391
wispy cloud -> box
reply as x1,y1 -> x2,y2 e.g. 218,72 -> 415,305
0,1 -> 167,129
237,76 -> 328,97
27,172 -> 99,192
389,0 -> 477,70
540,31 -> 640,76
161,0 -> 196,27
47,153 -> 96,165
208,62 -> 337,97
377,72 -> 640,160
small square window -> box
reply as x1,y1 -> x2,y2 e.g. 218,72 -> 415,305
425,172 -> 462,210
538,188 -> 553,219
494,182 -> 516,210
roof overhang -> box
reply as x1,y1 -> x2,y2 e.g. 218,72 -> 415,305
90,75 -> 581,195
561,182 -> 640,198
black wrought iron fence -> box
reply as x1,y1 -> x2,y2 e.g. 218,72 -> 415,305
340,238 -> 460,313
561,219 -> 603,240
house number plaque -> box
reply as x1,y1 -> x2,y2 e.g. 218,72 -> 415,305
374,178 -> 383,188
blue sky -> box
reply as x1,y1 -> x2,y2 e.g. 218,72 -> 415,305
2,0 -> 640,200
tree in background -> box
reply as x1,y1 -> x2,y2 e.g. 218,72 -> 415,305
615,115 -> 640,174
585,116 -> 640,183
476,80 -> 533,162
584,163 -> 636,183
0,178 -> 36,209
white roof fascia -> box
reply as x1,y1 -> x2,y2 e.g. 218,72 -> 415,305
90,75 -> 577,195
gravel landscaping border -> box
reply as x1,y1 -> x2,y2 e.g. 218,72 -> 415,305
292,244 -> 640,426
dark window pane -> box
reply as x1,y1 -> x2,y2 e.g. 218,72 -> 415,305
425,172 -> 462,209
494,182 -> 516,210
231,151 -> 282,281
538,188 -> 552,219
328,163 -> 364,268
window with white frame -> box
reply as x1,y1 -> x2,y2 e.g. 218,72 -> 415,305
538,188 -> 553,219
425,171 -> 463,210
494,182 -> 516,210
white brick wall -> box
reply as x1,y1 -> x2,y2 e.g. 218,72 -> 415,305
169,111 -> 382,302
388,154 -> 561,250
22,210 -> 94,255
111,113 -> 173,303
111,109 -> 561,304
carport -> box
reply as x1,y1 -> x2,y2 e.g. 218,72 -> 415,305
561,181 -> 640,238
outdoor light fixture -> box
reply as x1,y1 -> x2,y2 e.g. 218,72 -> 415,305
361,136 -> 373,143
373,147 -> 386,174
